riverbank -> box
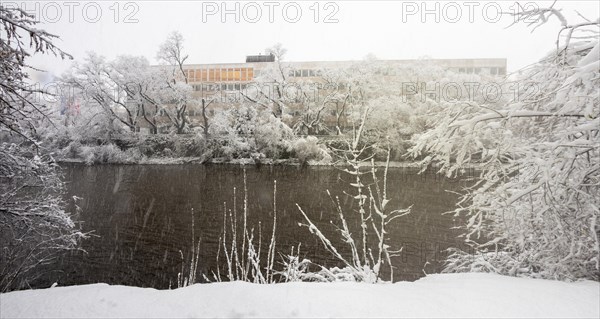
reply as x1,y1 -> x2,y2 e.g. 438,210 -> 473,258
58,157 -> 486,174
1,273 -> 597,318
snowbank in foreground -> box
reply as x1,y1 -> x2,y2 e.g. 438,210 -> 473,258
1,273 -> 598,318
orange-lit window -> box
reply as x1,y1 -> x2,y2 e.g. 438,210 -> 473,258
247,68 -> 254,80
201,69 -> 208,82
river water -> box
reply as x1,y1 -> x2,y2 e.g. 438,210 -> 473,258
41,164 -> 472,288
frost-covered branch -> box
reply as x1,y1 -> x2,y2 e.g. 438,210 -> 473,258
412,7 -> 599,281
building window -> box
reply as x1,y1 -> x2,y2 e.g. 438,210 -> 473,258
498,67 -> 506,75
302,69 -> 309,77
309,70 -> 315,77
459,68 -> 465,73
295,70 -> 301,77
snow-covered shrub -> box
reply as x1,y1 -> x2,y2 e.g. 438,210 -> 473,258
314,266 -> 378,283
175,209 -> 202,288
134,134 -> 176,157
210,170 -> 278,284
292,136 -> 331,163
278,253 -> 314,282
296,107 -> 411,283
174,135 -> 206,157
209,104 -> 295,160
61,140 -> 83,159
0,144 -> 85,292
279,254 -> 379,283
161,148 -> 174,158
412,10 -> 599,281
79,144 -> 143,164
254,113 -> 295,159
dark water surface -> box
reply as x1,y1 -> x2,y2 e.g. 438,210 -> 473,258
41,164 -> 471,288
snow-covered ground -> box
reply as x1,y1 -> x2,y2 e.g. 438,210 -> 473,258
1,273 -> 598,318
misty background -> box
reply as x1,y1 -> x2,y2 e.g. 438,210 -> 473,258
12,0 -> 599,82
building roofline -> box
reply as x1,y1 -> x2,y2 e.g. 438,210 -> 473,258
164,57 -> 507,69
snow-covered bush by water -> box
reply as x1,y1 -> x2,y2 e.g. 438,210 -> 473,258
0,144 -> 85,292
79,144 -> 144,165
292,136 -> 331,164
209,104 -> 295,160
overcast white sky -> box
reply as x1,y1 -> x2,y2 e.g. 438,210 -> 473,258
13,0 -> 599,82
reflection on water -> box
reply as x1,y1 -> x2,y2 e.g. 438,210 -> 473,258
39,164 -> 472,288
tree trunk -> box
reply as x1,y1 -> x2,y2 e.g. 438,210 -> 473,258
202,99 -> 209,139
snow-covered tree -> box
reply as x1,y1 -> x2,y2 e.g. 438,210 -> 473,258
156,31 -> 194,134
110,55 -> 166,135
265,42 -> 287,61
60,53 -> 143,132
42,88 -> 123,148
60,54 -> 176,135
242,44 -> 293,120
411,7 -> 600,281
364,60 -> 493,158
0,5 -> 84,291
